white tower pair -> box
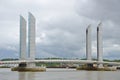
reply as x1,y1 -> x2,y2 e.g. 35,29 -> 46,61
86,23 -> 103,68
20,12 -> 36,67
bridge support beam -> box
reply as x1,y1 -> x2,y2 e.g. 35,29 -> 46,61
97,22 -> 103,68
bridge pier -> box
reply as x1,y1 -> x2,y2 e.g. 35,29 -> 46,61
12,63 -> 46,72
27,63 -> 35,68
86,64 -> 94,70
11,12 -> 46,72
19,62 -> 27,67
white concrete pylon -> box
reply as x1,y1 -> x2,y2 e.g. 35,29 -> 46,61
20,15 -> 27,60
28,12 -> 36,60
28,12 -> 36,68
86,24 -> 92,60
97,22 -> 103,68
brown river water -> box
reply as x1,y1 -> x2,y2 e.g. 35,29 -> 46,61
0,68 -> 120,80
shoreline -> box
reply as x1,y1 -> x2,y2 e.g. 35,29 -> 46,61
11,67 -> 46,72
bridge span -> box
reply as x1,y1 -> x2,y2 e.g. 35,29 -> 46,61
1,59 -> 120,65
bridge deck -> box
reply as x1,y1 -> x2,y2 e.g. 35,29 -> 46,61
0,60 -> 120,65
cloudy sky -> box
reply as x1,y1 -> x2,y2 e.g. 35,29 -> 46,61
0,0 -> 120,60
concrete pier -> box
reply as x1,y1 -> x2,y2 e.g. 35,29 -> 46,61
86,25 -> 92,60
12,13 -> 46,72
97,22 -> 103,68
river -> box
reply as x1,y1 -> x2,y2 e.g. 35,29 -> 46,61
0,68 -> 120,80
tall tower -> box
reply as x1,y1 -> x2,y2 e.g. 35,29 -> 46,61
17,13 -> 46,71
20,15 -> 26,60
97,22 -> 103,68
28,12 -> 36,61
86,25 -> 92,60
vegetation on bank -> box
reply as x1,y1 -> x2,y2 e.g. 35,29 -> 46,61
36,62 -> 61,68
1,58 -> 18,61
0,66 -> 10,68
11,67 -> 46,72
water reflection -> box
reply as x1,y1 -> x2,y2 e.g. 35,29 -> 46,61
19,72 -> 26,80
97,72 -> 103,80
86,71 -> 104,80
27,72 -> 35,80
19,72 -> 35,80
86,71 -> 92,80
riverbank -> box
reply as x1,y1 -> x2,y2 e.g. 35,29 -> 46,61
76,66 -> 116,71
11,67 -> 46,72
0,66 -> 10,68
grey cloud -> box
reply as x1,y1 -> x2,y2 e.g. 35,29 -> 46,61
76,0 -> 120,23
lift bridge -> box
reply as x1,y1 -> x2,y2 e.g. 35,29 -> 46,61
0,12 -> 119,71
